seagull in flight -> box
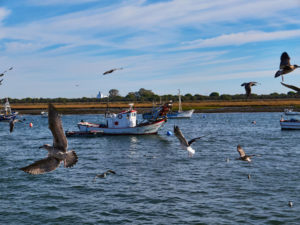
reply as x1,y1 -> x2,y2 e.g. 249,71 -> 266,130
0,67 -> 13,77
241,82 -> 258,98
93,169 -> 116,181
20,103 -> 78,174
103,67 -> 123,75
9,118 -> 22,133
0,79 -> 3,85
281,82 -> 300,93
174,125 -> 205,157
236,145 -> 257,162
275,52 -> 299,81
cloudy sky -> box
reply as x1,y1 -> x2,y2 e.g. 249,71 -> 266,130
0,0 -> 300,98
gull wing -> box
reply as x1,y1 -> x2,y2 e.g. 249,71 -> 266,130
48,103 -> 68,151
188,135 -> 206,146
103,69 -> 115,75
281,82 -> 300,92
249,82 -> 257,86
280,52 -> 291,68
237,145 -> 246,157
174,125 -> 189,147
20,157 -> 61,174
107,169 -> 116,174
9,120 -> 15,133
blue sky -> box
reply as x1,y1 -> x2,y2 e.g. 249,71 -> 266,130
0,0 -> 300,98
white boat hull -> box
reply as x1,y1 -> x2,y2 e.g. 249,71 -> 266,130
78,119 -> 166,135
280,120 -> 300,130
167,109 -> 194,119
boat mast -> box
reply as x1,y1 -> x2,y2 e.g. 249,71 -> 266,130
178,89 -> 182,112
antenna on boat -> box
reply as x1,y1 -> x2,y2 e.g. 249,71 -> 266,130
128,103 -> 134,110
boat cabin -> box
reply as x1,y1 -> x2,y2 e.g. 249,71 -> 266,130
106,103 -> 137,128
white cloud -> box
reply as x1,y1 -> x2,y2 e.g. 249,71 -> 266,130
27,0 -> 98,6
0,7 -> 10,23
179,30 -> 300,49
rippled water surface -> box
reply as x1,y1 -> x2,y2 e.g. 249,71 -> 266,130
1,113 -> 300,224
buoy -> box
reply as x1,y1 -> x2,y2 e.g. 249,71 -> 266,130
167,131 -> 172,136
29,122 -> 33,128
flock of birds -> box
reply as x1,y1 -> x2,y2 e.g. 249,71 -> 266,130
241,52 -> 299,98
2,52 -> 298,207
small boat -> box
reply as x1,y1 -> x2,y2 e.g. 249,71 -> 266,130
0,98 -> 18,122
142,102 -> 172,121
284,108 -> 300,116
41,111 -> 48,118
280,117 -> 300,130
71,103 -> 168,135
167,89 -> 194,119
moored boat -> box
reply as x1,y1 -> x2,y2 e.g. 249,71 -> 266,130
167,89 -> 194,119
71,103 -> 168,135
280,116 -> 300,130
284,108 -> 300,116
0,98 -> 18,122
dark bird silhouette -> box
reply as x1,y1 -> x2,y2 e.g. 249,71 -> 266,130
236,145 -> 257,162
0,67 -> 13,77
0,79 -> 3,85
103,67 -> 123,75
275,52 -> 299,81
9,118 -> 22,133
93,170 -> 116,181
174,125 -> 205,156
281,82 -> 300,93
241,82 -> 258,98
20,103 -> 78,174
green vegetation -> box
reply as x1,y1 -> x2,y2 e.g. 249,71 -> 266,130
2,88 -> 299,104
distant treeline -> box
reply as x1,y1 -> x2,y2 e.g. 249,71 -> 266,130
2,88 -> 299,104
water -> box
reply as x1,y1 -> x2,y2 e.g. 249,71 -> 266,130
1,113 -> 300,224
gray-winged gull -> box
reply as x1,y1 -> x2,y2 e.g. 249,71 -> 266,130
275,52 -> 299,81
93,169 -> 116,181
241,82 -> 258,98
20,103 -> 78,174
236,145 -> 257,162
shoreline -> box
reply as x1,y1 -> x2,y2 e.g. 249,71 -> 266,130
8,100 -> 299,114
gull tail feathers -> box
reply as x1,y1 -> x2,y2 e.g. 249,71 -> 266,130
64,150 -> 78,168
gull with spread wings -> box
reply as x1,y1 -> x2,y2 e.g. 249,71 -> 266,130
93,169 -> 116,181
236,145 -> 258,162
241,82 -> 258,98
20,103 -> 78,174
9,118 -> 22,133
275,52 -> 299,81
174,125 -> 205,157
103,67 -> 123,75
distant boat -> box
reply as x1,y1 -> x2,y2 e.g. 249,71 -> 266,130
67,103 -> 168,136
0,98 -> 18,122
41,111 -> 48,118
284,108 -> 300,116
167,89 -> 194,119
280,116 -> 300,130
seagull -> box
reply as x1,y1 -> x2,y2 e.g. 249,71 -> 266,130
9,118 -> 22,133
103,67 -> 123,75
20,103 -> 78,174
241,82 -> 258,98
289,201 -> 293,207
174,125 -> 205,157
236,145 -> 257,162
0,79 -> 3,85
93,169 -> 116,181
275,52 -> 299,81
0,67 -> 13,77
281,82 -> 300,93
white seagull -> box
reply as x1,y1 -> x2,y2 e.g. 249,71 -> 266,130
20,103 -> 78,174
174,125 -> 205,157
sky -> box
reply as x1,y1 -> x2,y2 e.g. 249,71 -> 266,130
0,0 -> 300,98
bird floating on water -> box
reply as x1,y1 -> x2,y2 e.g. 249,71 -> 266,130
9,118 -> 22,133
288,201 -> 293,207
236,145 -> 258,163
20,103 -> 78,174
103,67 -> 123,75
280,82 -> 300,93
174,125 -> 205,157
241,82 -> 258,98
275,52 -> 299,81
93,169 -> 116,181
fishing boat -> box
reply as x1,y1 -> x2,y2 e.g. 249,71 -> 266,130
0,98 -> 18,122
167,89 -> 194,119
67,103 -> 168,136
280,114 -> 300,130
284,108 -> 300,116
